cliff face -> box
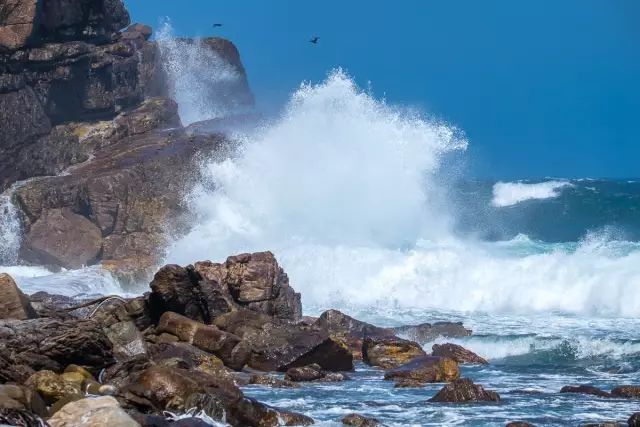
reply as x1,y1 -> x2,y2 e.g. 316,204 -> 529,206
0,0 -> 253,278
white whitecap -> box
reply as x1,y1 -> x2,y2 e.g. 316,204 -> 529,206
491,180 -> 572,207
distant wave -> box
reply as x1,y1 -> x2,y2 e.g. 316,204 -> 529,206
492,180 -> 572,207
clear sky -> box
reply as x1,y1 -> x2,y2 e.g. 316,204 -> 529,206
125,1 -> 639,179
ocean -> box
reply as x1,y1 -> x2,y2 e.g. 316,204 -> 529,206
1,70 -> 639,426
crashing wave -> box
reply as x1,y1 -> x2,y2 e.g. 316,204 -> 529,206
491,180 -> 573,207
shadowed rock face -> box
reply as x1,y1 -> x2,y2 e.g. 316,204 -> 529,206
428,378 -> 500,403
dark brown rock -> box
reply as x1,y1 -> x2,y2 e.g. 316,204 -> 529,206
341,413 -> 381,426
362,336 -> 426,369
394,321 -> 472,344
393,378 -> 425,388
431,343 -> 488,364
314,309 -> 394,359
284,364 -> 325,382
611,385 -> 640,398
428,378 -> 500,403
0,317 -> 113,372
156,311 -> 250,371
384,356 -> 459,384
0,273 -> 36,319
629,413 -> 640,427
0,384 -> 47,418
506,423 -> 536,427
560,385 -> 612,398
228,397 -> 314,427
248,374 -> 299,389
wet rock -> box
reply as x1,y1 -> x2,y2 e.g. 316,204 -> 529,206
629,413 -> 640,427
431,343 -> 488,364
560,385 -> 612,398
428,378 -> 500,403
105,320 -> 147,360
0,317 -> 113,372
314,309 -> 394,359
611,385 -> 640,398
384,356 -> 459,384
148,265 -> 211,323
0,408 -> 48,427
48,396 -> 140,427
24,370 -> 80,405
341,413 -> 381,426
393,378 -> 425,388
0,273 -> 37,319
582,423 -> 624,427
156,311 -> 250,370
20,207 -> 103,268
505,422 -> 536,427
0,384 -> 48,418
284,364 -> 325,382
362,336 -> 426,369
228,397 -> 314,427
394,322 -> 472,344
248,374 -> 300,389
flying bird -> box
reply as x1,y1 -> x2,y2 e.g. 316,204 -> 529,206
309,36 -> 319,44
212,23 -> 223,28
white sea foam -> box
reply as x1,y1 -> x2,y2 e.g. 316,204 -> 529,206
491,180 -> 572,207
163,70 -> 640,317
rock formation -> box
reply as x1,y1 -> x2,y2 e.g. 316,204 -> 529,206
0,0 -> 253,278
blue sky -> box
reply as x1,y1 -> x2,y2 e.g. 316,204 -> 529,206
125,1 -> 639,179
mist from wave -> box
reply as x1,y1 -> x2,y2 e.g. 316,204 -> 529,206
165,69 -> 640,318
492,180 -> 573,207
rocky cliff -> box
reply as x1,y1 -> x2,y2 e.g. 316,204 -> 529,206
0,0 -> 253,279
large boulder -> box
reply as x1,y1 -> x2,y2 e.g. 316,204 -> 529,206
48,396 -> 140,427
431,343 -> 488,365
384,356 -> 459,385
20,207 -> 103,268
214,309 -> 353,372
362,336 -> 426,369
0,317 -> 113,372
314,309 -> 394,359
428,378 -> 500,403
156,311 -> 250,371
0,273 -> 36,319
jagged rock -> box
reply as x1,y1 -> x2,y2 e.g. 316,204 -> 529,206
314,309 -> 394,359
431,343 -> 488,364
560,385 -> 611,398
341,413 -> 381,426
428,378 -> 500,403
20,207 -> 103,268
215,309 -> 353,372
24,370 -> 80,405
48,396 -> 140,427
248,374 -> 299,389
0,273 -> 36,319
611,385 -> 640,398
0,352 -> 35,384
0,384 -> 47,418
629,413 -> 640,427
362,336 -> 426,369
394,322 -> 472,344
384,356 -> 459,384
0,317 -> 113,372
156,311 -> 250,371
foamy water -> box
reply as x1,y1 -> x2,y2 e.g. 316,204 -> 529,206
492,180 -> 573,207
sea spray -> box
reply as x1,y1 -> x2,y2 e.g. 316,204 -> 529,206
0,193 -> 21,264
156,21 -> 251,125
165,70 -> 640,317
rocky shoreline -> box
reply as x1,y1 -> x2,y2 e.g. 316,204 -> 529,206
1,252 -> 640,426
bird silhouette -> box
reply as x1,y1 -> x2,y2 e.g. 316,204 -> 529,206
212,23 -> 223,28
309,36 -> 319,44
